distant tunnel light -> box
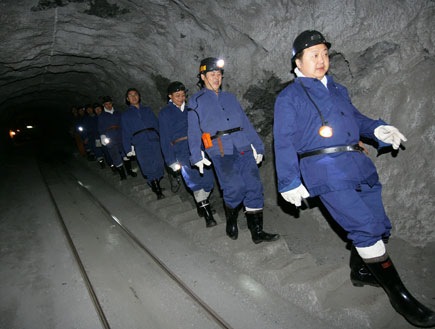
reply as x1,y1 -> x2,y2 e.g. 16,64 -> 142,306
9,130 -> 16,139
26,125 -> 33,129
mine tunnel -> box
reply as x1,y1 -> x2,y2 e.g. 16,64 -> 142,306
1,1 -> 434,328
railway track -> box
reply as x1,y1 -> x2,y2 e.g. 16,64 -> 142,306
39,161 -> 232,329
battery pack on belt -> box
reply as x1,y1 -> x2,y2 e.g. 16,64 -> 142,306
211,127 -> 243,140
133,127 -> 159,137
299,144 -> 364,159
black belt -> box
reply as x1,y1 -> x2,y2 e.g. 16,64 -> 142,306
211,127 -> 242,140
132,127 -> 159,137
299,144 -> 364,159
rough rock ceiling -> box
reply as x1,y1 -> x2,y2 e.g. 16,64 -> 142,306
0,0 -> 434,245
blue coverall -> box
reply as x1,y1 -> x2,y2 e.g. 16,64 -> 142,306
121,104 -> 164,184
98,109 -> 125,167
159,101 -> 214,192
187,88 -> 264,209
83,114 -> 104,160
274,75 -> 392,247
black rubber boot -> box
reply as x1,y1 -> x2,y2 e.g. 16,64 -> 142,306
110,164 -> 117,175
124,160 -> 137,177
224,204 -> 239,240
116,165 -> 127,180
246,211 -> 280,244
350,246 -> 380,288
365,256 -> 435,327
197,201 -> 217,227
150,179 -> 165,200
87,152 -> 96,161
98,159 -> 105,169
197,199 -> 216,217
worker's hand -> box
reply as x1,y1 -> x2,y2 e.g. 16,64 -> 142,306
194,151 -> 211,174
281,184 -> 310,207
127,145 -> 135,157
169,162 -> 181,172
251,144 -> 264,164
374,125 -> 407,150
100,135 -> 108,146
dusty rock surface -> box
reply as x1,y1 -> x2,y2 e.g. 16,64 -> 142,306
0,0 -> 433,245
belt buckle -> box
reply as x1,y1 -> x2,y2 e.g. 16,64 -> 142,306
355,145 -> 364,153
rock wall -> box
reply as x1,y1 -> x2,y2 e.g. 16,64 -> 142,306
0,0 -> 434,245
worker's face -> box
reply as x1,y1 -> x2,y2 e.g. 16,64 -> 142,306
94,106 -> 103,115
202,70 -> 222,91
296,43 -> 329,80
169,90 -> 186,108
103,101 -> 113,110
86,107 -> 93,115
127,90 -> 140,106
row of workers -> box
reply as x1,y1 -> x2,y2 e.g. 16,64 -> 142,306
73,30 -> 433,327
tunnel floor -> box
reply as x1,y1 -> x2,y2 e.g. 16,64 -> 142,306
1,141 -> 434,329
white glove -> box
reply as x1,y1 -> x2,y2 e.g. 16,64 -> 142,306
95,139 -> 102,147
251,144 -> 264,164
194,151 -> 212,174
374,125 -> 407,150
100,135 -> 108,146
281,184 -> 310,207
127,145 -> 135,157
169,162 -> 181,171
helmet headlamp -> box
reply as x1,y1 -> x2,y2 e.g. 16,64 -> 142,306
199,57 -> 225,75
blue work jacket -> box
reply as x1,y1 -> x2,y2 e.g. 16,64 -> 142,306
121,104 -> 160,154
98,110 -> 123,144
274,75 -> 389,196
83,114 -> 98,141
158,102 -> 189,166
187,88 -> 264,164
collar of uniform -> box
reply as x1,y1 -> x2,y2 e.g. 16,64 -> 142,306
202,87 -> 221,96
104,108 -> 114,114
129,104 -> 144,111
169,99 -> 185,112
294,67 -> 328,89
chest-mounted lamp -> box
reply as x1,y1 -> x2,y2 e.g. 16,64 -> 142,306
299,80 -> 333,138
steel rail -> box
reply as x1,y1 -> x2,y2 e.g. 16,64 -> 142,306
38,164 -> 111,329
70,172 -> 233,329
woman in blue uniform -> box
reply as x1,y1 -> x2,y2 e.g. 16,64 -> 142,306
187,57 -> 279,244
159,81 -> 216,226
274,30 -> 434,327
121,88 -> 165,199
